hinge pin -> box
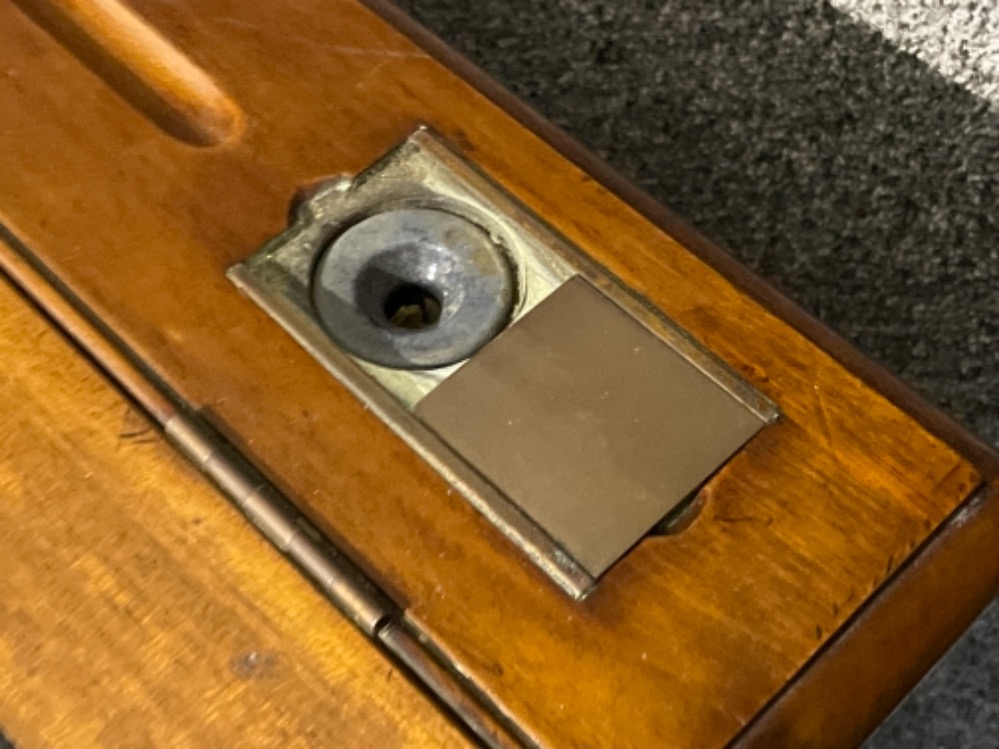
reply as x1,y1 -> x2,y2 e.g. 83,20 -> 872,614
164,413 -> 393,635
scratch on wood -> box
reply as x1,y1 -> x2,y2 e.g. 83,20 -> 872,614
209,17 -> 431,61
714,515 -> 774,527
357,58 -> 395,90
324,45 -> 430,60
812,385 -> 835,452
118,407 -> 156,448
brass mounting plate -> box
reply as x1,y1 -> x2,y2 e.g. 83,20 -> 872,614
228,128 -> 778,598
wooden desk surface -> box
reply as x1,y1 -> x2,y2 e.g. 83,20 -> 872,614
1,1 -> 997,746
0,276 -> 465,748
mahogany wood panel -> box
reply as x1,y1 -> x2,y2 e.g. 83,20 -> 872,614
734,482 -> 999,748
0,2 -> 995,746
0,276 -> 466,749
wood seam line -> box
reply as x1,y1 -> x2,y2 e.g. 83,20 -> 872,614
0,223 -> 176,423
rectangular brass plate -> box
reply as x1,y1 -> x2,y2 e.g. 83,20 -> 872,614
417,277 -> 767,576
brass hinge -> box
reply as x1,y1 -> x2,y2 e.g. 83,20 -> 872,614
164,413 -> 393,636
162,411 -> 529,748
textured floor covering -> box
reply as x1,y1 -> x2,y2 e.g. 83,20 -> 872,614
393,0 -> 999,746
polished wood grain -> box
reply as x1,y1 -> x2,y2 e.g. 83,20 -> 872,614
0,277 -> 466,748
0,1 -> 996,746
12,0 -> 244,145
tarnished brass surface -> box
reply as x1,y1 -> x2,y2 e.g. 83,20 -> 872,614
418,277 -> 768,576
231,130 -> 774,595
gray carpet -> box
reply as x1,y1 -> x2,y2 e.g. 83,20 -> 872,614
392,0 -> 999,746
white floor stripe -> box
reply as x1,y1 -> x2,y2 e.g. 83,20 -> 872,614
831,0 -> 999,105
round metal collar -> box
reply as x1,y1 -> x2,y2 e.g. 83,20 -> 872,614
311,208 -> 516,370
